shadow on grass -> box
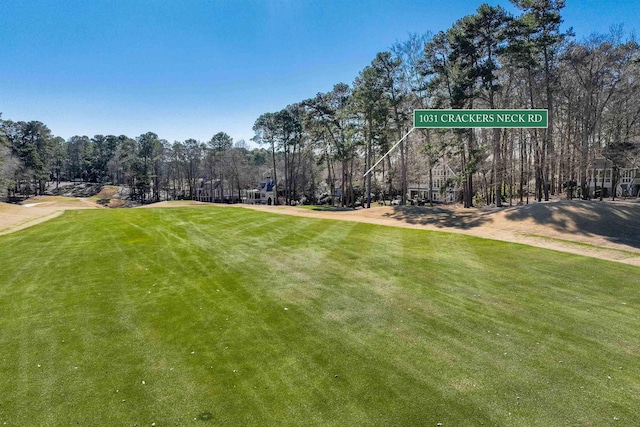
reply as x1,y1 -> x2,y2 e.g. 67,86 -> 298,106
504,200 -> 640,250
383,200 -> 640,251
300,205 -> 354,212
382,205 -> 493,229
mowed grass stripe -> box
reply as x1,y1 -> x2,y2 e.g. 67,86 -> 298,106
0,206 -> 638,426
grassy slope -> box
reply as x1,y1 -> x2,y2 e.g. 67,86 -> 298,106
0,206 -> 639,426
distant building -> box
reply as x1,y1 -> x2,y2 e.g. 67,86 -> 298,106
242,177 -> 276,205
194,179 -> 239,203
408,161 -> 458,204
579,157 -> 640,198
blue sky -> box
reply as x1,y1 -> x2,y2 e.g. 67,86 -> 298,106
1,0 -> 638,146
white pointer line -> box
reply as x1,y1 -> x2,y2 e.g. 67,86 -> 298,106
363,127 -> 416,177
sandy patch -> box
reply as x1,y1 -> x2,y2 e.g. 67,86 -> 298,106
94,185 -> 120,199
0,197 -> 101,236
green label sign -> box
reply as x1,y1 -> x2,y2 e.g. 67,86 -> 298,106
414,109 -> 548,128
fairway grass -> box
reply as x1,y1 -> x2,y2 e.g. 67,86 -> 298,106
0,206 -> 639,426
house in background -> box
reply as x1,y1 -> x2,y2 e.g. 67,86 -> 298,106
408,161 -> 458,204
579,157 -> 640,198
194,179 -> 239,203
243,177 -> 276,205
619,166 -> 640,197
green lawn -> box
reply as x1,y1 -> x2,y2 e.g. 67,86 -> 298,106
0,206 -> 639,426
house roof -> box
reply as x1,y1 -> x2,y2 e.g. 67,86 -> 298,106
593,156 -> 638,169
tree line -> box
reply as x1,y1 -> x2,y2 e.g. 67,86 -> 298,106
2,0 -> 639,206
0,122 -> 272,203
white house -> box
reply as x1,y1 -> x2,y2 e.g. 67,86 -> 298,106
242,177 -> 276,205
408,161 -> 458,204
580,157 -> 640,198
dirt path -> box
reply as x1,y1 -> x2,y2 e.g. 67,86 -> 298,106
2,198 -> 640,267
0,197 -> 101,236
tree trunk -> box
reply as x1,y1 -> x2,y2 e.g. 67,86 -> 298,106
325,143 -> 333,205
428,166 -> 433,207
366,121 -> 372,209
493,127 -> 502,207
600,162 -> 605,202
271,142 -> 278,205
